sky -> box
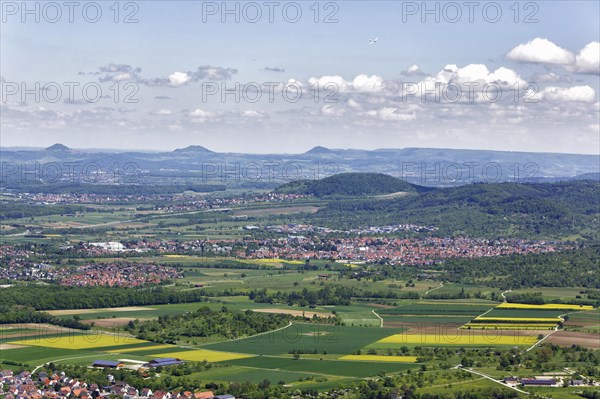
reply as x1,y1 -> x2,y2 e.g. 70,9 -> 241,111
1,0 -> 599,154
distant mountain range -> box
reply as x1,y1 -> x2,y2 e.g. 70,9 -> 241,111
1,144 -> 598,187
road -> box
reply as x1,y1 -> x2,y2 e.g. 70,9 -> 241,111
372,310 -> 384,327
461,367 -> 530,395
424,282 -> 444,296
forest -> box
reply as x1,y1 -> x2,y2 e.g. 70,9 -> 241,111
0,285 -> 210,310
307,180 -> 600,238
125,306 -> 291,342
441,244 -> 600,292
275,172 -> 427,196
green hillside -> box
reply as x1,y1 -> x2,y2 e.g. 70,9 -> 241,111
275,172 -> 426,196
303,179 -> 600,239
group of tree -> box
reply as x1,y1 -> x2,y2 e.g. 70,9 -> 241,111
124,306 -> 291,342
441,243 -> 600,293
0,285 -> 210,310
0,307 -> 89,329
248,286 -> 419,307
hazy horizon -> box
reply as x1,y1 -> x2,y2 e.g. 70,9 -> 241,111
1,1 -> 599,154
2,142 -> 600,156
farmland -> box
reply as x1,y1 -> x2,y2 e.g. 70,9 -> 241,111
338,355 -> 418,362
496,303 -> 595,311
1,179 -> 599,397
152,349 -> 254,362
0,324 -> 422,389
367,331 -> 540,348
203,323 -> 394,356
8,334 -> 147,349
223,356 -> 418,378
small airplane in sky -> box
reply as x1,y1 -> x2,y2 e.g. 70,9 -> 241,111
369,37 -> 379,45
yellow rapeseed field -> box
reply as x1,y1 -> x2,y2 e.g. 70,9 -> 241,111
153,349 -> 254,362
496,303 -> 595,311
372,333 -> 538,346
10,334 -> 146,349
339,355 -> 418,363
475,317 -> 560,322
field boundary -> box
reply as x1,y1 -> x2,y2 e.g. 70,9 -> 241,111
424,283 -> 444,296
372,310 -> 384,328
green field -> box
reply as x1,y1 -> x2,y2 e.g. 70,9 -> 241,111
187,365 -> 332,386
381,316 -> 474,326
564,310 -> 600,332
50,300 -> 336,323
226,356 -> 418,378
204,323 -> 394,355
376,303 -> 493,316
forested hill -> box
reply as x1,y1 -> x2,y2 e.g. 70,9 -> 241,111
275,173 -> 427,196
308,180 -> 600,239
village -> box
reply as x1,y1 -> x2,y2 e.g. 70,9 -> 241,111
0,260 -> 180,288
62,235 -> 563,266
1,366 -> 597,399
0,234 -> 564,285
1,192 -> 308,210
0,369 -> 235,399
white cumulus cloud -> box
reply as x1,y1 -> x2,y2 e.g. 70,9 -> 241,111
169,72 -> 191,86
151,109 -> 173,116
572,42 -> 600,74
541,86 -> 596,103
506,38 -> 575,65
308,74 -> 384,93
403,64 -> 426,76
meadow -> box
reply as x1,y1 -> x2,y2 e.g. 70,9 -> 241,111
376,303 -> 493,316
203,323 -> 394,355
338,354 -> 418,362
224,356 -> 418,378
187,365 -> 338,387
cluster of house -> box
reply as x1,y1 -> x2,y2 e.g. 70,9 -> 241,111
5,192 -> 307,209
236,236 -> 563,266
0,370 -> 236,399
2,234 -> 566,282
503,376 -> 595,387
152,193 -> 307,214
0,261 -> 62,282
5,192 -> 147,205
59,263 -> 181,287
262,223 -> 438,235
0,254 -> 181,287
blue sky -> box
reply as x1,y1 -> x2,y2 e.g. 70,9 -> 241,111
1,1 -> 599,153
